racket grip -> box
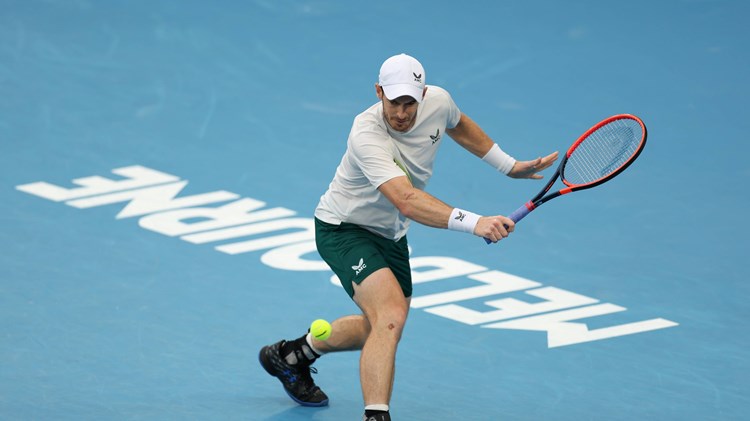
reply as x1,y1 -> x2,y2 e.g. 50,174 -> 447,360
508,203 -> 532,223
483,202 -> 533,244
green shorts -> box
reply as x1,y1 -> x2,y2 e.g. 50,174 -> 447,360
315,218 -> 412,299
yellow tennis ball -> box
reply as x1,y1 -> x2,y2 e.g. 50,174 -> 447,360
310,319 -> 332,341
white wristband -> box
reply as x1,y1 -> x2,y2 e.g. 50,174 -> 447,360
482,143 -> 516,175
448,208 -> 481,234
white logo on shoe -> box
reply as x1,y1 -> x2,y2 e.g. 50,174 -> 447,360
352,258 -> 367,275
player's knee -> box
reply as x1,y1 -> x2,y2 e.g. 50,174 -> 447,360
377,320 -> 405,342
374,307 -> 408,339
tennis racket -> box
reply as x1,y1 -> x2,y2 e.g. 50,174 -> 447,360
485,113 -> 647,244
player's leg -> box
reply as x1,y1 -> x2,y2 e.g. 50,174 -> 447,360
311,314 -> 371,352
259,219 -> 408,409
351,267 -> 409,407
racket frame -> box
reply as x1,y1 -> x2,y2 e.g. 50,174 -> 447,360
525,113 -> 646,212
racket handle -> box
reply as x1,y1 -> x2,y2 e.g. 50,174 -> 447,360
483,202 -> 534,244
508,202 -> 533,223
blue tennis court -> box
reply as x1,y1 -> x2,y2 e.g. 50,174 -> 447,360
2,1 -> 748,420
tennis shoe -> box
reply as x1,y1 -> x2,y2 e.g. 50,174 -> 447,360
259,340 -> 329,407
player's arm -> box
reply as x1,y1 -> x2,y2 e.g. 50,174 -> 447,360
378,175 -> 514,242
446,113 -> 558,179
445,113 -> 495,157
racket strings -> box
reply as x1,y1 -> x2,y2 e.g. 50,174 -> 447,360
563,118 -> 643,186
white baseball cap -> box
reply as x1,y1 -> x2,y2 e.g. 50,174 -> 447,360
378,54 -> 426,103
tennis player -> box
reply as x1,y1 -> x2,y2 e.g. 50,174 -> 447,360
259,53 -> 558,421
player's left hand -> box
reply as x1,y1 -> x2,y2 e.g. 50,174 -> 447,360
508,151 -> 559,179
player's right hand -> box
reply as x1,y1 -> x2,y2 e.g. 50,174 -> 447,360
475,215 -> 515,243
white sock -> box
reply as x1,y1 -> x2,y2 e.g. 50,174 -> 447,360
305,332 -> 327,356
365,404 -> 389,412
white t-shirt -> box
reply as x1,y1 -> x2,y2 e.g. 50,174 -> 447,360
315,85 -> 462,240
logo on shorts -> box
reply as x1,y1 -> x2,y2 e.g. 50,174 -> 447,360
430,129 -> 441,144
352,258 -> 367,276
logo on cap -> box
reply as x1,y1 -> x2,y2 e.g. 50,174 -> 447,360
413,73 -> 422,83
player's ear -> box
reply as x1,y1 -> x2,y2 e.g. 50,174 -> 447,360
422,86 -> 428,100
375,84 -> 384,100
